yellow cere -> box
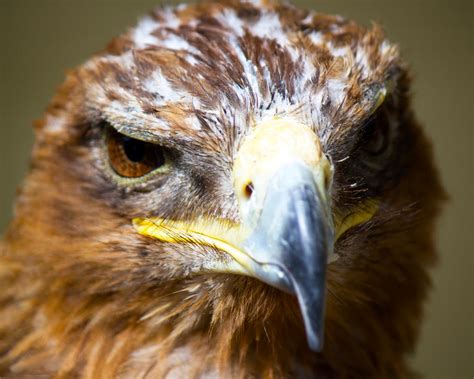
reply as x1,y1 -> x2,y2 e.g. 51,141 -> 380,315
233,117 -> 327,201
232,117 -> 333,226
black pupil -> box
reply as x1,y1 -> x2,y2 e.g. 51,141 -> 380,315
122,136 -> 146,162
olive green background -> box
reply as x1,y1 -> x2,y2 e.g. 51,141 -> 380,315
0,1 -> 472,377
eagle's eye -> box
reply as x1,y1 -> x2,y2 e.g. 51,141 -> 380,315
364,122 -> 389,157
357,106 -> 395,172
106,125 -> 166,178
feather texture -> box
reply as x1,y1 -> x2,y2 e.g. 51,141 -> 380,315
0,1 -> 444,378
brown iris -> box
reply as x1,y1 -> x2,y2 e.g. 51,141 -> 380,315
106,126 -> 165,178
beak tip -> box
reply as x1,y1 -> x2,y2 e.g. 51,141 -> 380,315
307,333 -> 324,352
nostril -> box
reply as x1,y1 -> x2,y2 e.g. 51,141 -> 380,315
244,182 -> 254,199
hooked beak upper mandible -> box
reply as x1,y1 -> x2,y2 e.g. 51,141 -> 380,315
232,118 -> 334,351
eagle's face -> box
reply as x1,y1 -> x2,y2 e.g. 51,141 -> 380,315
4,1 -> 443,376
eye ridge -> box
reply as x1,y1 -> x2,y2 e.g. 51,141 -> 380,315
106,125 -> 166,178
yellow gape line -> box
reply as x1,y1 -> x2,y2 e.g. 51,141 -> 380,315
334,200 -> 380,241
133,201 -> 379,263
132,217 -> 254,272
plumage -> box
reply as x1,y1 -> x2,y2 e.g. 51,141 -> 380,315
0,0 -> 444,378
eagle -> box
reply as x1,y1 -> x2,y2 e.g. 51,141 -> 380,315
0,0 -> 444,377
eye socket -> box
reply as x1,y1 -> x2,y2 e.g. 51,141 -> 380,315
106,125 -> 166,178
361,107 -> 391,157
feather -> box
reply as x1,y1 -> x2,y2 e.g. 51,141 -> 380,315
0,1 -> 444,378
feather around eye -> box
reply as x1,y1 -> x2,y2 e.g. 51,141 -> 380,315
106,124 -> 166,178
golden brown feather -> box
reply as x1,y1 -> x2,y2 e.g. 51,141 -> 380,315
0,1 -> 444,378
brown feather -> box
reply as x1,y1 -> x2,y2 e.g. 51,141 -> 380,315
0,1 -> 444,378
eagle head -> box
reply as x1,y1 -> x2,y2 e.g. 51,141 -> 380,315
1,1 -> 444,377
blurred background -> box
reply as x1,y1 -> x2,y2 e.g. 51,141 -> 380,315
0,1 -> 472,377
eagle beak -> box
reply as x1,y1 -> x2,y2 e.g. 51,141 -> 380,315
133,118 -> 335,352
231,118 -> 334,351
240,161 -> 332,351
